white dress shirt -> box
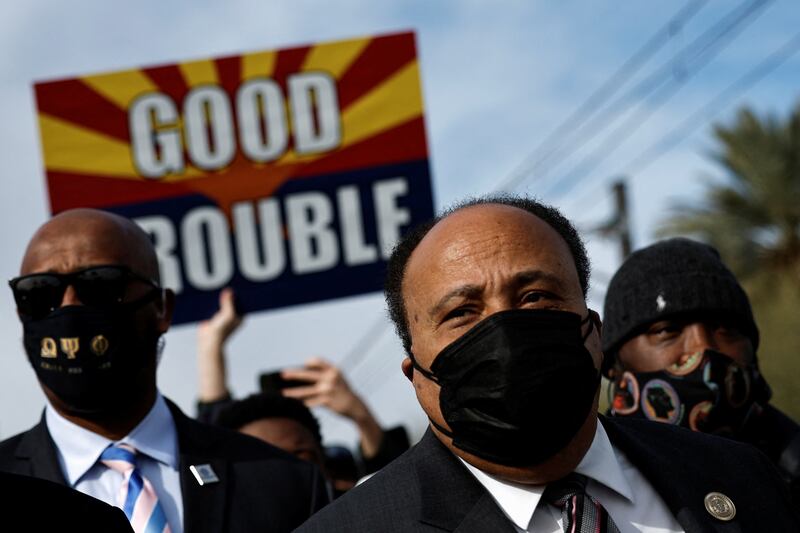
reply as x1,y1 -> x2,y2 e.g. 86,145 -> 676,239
46,393 -> 184,533
460,421 -> 684,533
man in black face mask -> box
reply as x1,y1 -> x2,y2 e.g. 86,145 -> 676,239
0,209 -> 327,532
296,196 -> 798,532
602,237 -> 800,509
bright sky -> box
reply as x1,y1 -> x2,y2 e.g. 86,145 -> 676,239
1,0 -> 798,447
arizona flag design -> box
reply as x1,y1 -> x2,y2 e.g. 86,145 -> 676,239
34,31 -> 435,324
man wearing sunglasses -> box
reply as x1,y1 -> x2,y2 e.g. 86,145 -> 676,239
0,208 -> 328,533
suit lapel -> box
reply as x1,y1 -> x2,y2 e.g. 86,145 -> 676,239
415,430 -> 517,532
16,416 -> 69,485
179,451 -> 228,533
167,400 -> 229,533
453,492 -> 520,533
601,416 -> 721,533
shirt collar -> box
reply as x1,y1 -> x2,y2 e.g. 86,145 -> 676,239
460,459 -> 545,530
458,419 -> 635,531
574,420 -> 634,502
46,393 -> 179,486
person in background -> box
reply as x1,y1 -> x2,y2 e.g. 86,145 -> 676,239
196,288 -> 409,481
0,209 -> 328,533
211,391 -> 362,497
601,237 -> 800,507
296,195 -> 798,532
216,392 -> 325,470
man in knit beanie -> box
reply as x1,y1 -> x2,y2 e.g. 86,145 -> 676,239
602,237 -> 799,505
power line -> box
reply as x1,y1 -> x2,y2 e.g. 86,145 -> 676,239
336,4 -> 707,377
337,0 -> 774,383
623,30 -> 800,177
337,312 -> 390,374
542,0 -> 774,201
569,27 -> 800,218
504,0 -> 772,197
498,0 -> 709,192
360,343 -> 405,396
344,3 -> 708,377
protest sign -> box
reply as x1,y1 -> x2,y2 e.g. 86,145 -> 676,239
34,31 -> 434,324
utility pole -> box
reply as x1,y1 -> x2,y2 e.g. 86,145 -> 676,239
612,181 -> 632,259
591,179 -> 633,261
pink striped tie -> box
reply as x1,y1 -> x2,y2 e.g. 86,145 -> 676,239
100,443 -> 172,533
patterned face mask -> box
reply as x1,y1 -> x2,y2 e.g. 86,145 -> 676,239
608,349 -> 770,437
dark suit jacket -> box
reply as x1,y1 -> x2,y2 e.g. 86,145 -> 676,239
0,399 -> 329,533
0,470 -> 133,532
295,416 -> 799,532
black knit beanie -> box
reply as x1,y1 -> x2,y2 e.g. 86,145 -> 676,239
601,238 -> 759,375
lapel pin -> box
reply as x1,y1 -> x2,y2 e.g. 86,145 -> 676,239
189,464 -> 220,486
704,492 -> 736,521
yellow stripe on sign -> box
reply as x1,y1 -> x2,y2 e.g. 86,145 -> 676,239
302,37 -> 371,78
81,71 -> 160,110
275,60 -> 423,167
38,114 -> 204,180
179,59 -> 218,87
339,60 -> 423,147
242,51 -> 277,80
38,114 -> 140,178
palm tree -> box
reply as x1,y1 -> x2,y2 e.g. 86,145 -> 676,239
658,102 -> 800,283
658,101 -> 800,422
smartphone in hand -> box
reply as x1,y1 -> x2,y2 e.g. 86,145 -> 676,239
259,371 -> 310,393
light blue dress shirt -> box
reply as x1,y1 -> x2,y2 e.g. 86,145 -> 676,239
45,393 -> 184,533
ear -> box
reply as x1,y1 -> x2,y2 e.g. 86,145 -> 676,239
586,308 -> 607,374
589,309 -> 603,337
156,288 -> 175,334
401,357 -> 414,382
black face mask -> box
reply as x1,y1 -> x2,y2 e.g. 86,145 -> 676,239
608,349 -> 770,437
412,309 -> 600,467
22,292 -> 161,415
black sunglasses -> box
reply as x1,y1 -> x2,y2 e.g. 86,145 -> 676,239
9,265 -> 159,319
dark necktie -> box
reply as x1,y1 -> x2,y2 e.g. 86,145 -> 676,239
543,472 -> 621,533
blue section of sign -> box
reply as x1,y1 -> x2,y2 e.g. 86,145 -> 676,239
108,160 -> 434,325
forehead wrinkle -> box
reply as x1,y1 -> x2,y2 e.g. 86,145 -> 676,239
21,210 -> 159,281
443,228 -> 521,262
425,231 -> 564,290
513,269 -> 569,294
404,235 -> 494,318
425,268 -> 568,320
24,234 -> 126,276
402,203 -> 584,333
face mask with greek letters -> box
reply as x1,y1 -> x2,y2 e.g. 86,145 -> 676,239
22,294 -> 159,415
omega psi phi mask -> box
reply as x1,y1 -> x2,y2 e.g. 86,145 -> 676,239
22,293 -> 160,415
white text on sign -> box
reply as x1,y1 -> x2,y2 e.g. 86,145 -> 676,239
129,72 -> 341,178
135,176 -> 411,292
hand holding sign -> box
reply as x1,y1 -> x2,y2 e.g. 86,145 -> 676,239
199,288 -> 244,343
197,288 -> 243,402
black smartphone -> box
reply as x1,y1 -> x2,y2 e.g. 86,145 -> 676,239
259,371 -> 310,393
